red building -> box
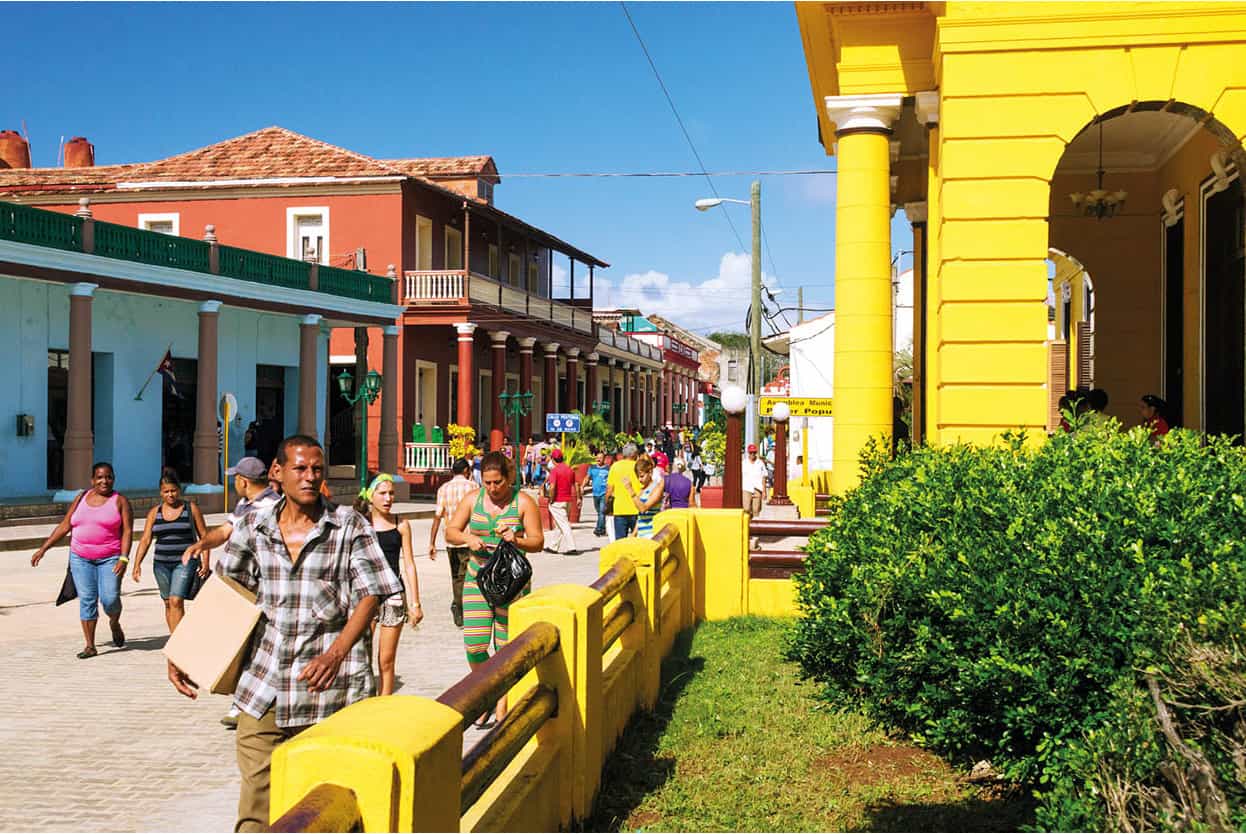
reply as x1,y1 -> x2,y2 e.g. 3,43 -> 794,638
0,128 -> 663,492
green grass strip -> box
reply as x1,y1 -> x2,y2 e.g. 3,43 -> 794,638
584,617 -> 1033,832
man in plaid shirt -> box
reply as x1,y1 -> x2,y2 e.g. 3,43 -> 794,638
168,435 -> 400,832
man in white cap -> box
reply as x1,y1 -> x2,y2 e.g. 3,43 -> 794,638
742,443 -> 768,517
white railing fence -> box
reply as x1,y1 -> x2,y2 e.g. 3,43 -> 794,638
404,270 -> 465,302
404,442 -> 453,471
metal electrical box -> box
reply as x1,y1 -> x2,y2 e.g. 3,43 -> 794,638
16,414 -> 35,437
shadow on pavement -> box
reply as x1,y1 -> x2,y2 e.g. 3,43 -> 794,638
576,628 -> 704,833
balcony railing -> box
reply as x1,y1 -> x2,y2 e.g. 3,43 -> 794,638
0,200 -> 395,307
404,442 -> 453,471
597,326 -> 662,362
403,269 -> 594,334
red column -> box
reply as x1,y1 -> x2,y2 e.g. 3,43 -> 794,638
771,417 -> 791,505
724,409 -> 743,509
193,300 -> 222,484
455,323 -> 476,427
379,325 -> 400,474
519,338 -> 535,439
663,369 -> 673,427
490,330 -> 509,450
566,348 -> 580,413
586,353 -> 599,415
543,342 -> 559,424
63,283 -> 97,491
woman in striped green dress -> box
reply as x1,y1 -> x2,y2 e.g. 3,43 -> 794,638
445,451 -> 544,726
623,454 -> 666,538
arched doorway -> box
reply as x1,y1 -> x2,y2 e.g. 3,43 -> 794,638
1048,102 -> 1245,434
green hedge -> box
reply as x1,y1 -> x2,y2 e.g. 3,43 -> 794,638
788,424 -> 1246,830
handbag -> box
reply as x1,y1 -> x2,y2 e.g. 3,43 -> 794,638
55,566 -> 78,606
474,538 -> 533,608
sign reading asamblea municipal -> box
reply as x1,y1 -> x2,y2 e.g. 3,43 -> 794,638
759,396 -> 834,417
545,413 -> 581,434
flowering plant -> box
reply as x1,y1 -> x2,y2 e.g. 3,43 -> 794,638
447,423 -> 482,461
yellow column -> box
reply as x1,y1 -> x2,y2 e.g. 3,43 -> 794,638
826,95 -> 902,493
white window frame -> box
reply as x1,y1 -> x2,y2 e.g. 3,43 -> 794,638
286,206 -> 330,265
138,212 -> 179,236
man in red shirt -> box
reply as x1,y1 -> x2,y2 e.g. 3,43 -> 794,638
544,449 -> 578,555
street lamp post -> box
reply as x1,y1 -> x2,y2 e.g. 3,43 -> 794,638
499,390 -> 534,461
337,368 -> 382,491
672,401 -> 687,427
696,181 -> 763,445
591,399 -> 610,418
721,384 -> 747,509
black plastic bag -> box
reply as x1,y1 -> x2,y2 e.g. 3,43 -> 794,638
55,566 -> 77,606
475,539 -> 532,608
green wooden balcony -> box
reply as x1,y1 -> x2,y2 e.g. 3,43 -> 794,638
0,200 -> 393,306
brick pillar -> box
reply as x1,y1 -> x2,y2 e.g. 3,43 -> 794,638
63,283 -> 97,491
297,314 -> 321,437
490,330 -> 510,450
193,300 -> 222,485
543,342 -> 559,423
379,325 -> 400,474
565,348 -> 580,413
518,338 -> 536,439
455,323 -> 476,427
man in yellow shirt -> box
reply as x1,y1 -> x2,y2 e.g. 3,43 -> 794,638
605,442 -> 641,539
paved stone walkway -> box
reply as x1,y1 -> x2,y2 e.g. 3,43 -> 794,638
0,513 -> 607,831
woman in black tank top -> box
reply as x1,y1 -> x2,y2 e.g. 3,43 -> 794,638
355,474 -> 423,696
131,472 -> 207,633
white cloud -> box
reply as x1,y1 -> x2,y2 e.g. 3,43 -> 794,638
595,251 -> 779,333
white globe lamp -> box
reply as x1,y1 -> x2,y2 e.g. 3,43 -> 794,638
772,401 -> 791,423
721,384 -> 747,415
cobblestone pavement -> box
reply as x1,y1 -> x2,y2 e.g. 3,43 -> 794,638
0,512 -> 608,832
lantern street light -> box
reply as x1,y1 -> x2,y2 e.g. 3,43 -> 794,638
338,368 -> 383,490
499,390 -> 533,461
770,401 -> 791,506
721,384 -> 748,509
591,399 -> 611,418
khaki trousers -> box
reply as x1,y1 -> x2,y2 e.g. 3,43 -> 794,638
547,500 -> 577,553
745,490 -> 764,516
235,709 -> 308,832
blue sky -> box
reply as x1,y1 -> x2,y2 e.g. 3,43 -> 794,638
7,1 -> 912,336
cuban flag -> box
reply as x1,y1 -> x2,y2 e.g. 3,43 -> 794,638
157,350 -> 180,398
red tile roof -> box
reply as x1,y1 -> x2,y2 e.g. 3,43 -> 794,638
381,155 -> 499,182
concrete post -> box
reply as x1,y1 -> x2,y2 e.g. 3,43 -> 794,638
193,301 -> 222,485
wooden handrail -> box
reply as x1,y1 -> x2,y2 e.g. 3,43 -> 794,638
602,600 -> 635,651
748,519 -> 827,537
651,523 -> 679,549
459,684 -> 558,814
589,558 -> 636,603
748,550 -> 809,580
659,552 -> 679,585
436,622 -> 559,724
267,784 -> 362,833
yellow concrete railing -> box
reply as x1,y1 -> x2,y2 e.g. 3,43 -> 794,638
267,508 -> 799,832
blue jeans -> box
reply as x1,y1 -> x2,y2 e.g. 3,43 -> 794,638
153,558 -> 200,600
613,514 -> 637,540
593,494 -> 607,536
69,553 -> 122,622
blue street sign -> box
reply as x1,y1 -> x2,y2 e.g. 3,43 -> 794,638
545,413 -> 581,434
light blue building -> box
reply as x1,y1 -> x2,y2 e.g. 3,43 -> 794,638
0,200 -> 402,503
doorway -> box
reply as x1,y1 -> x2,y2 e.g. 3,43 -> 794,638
46,350 -> 69,490
328,361 -> 355,466
1203,175 -> 1245,438
1164,216 -> 1185,426
161,358 -> 198,483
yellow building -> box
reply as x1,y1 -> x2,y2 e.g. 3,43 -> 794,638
796,1 -> 1246,490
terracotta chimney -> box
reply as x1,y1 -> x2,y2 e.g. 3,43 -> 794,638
63,136 -> 95,168
0,130 -> 31,169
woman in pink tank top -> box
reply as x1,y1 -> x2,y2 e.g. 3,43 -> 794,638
31,462 -> 134,659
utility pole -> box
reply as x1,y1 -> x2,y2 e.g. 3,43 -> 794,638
750,180 -> 762,446
798,286 -> 805,324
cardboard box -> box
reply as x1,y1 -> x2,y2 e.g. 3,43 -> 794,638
163,573 -> 262,695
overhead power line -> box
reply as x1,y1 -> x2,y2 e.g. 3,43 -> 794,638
496,169 -> 835,178
620,1 -> 747,254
